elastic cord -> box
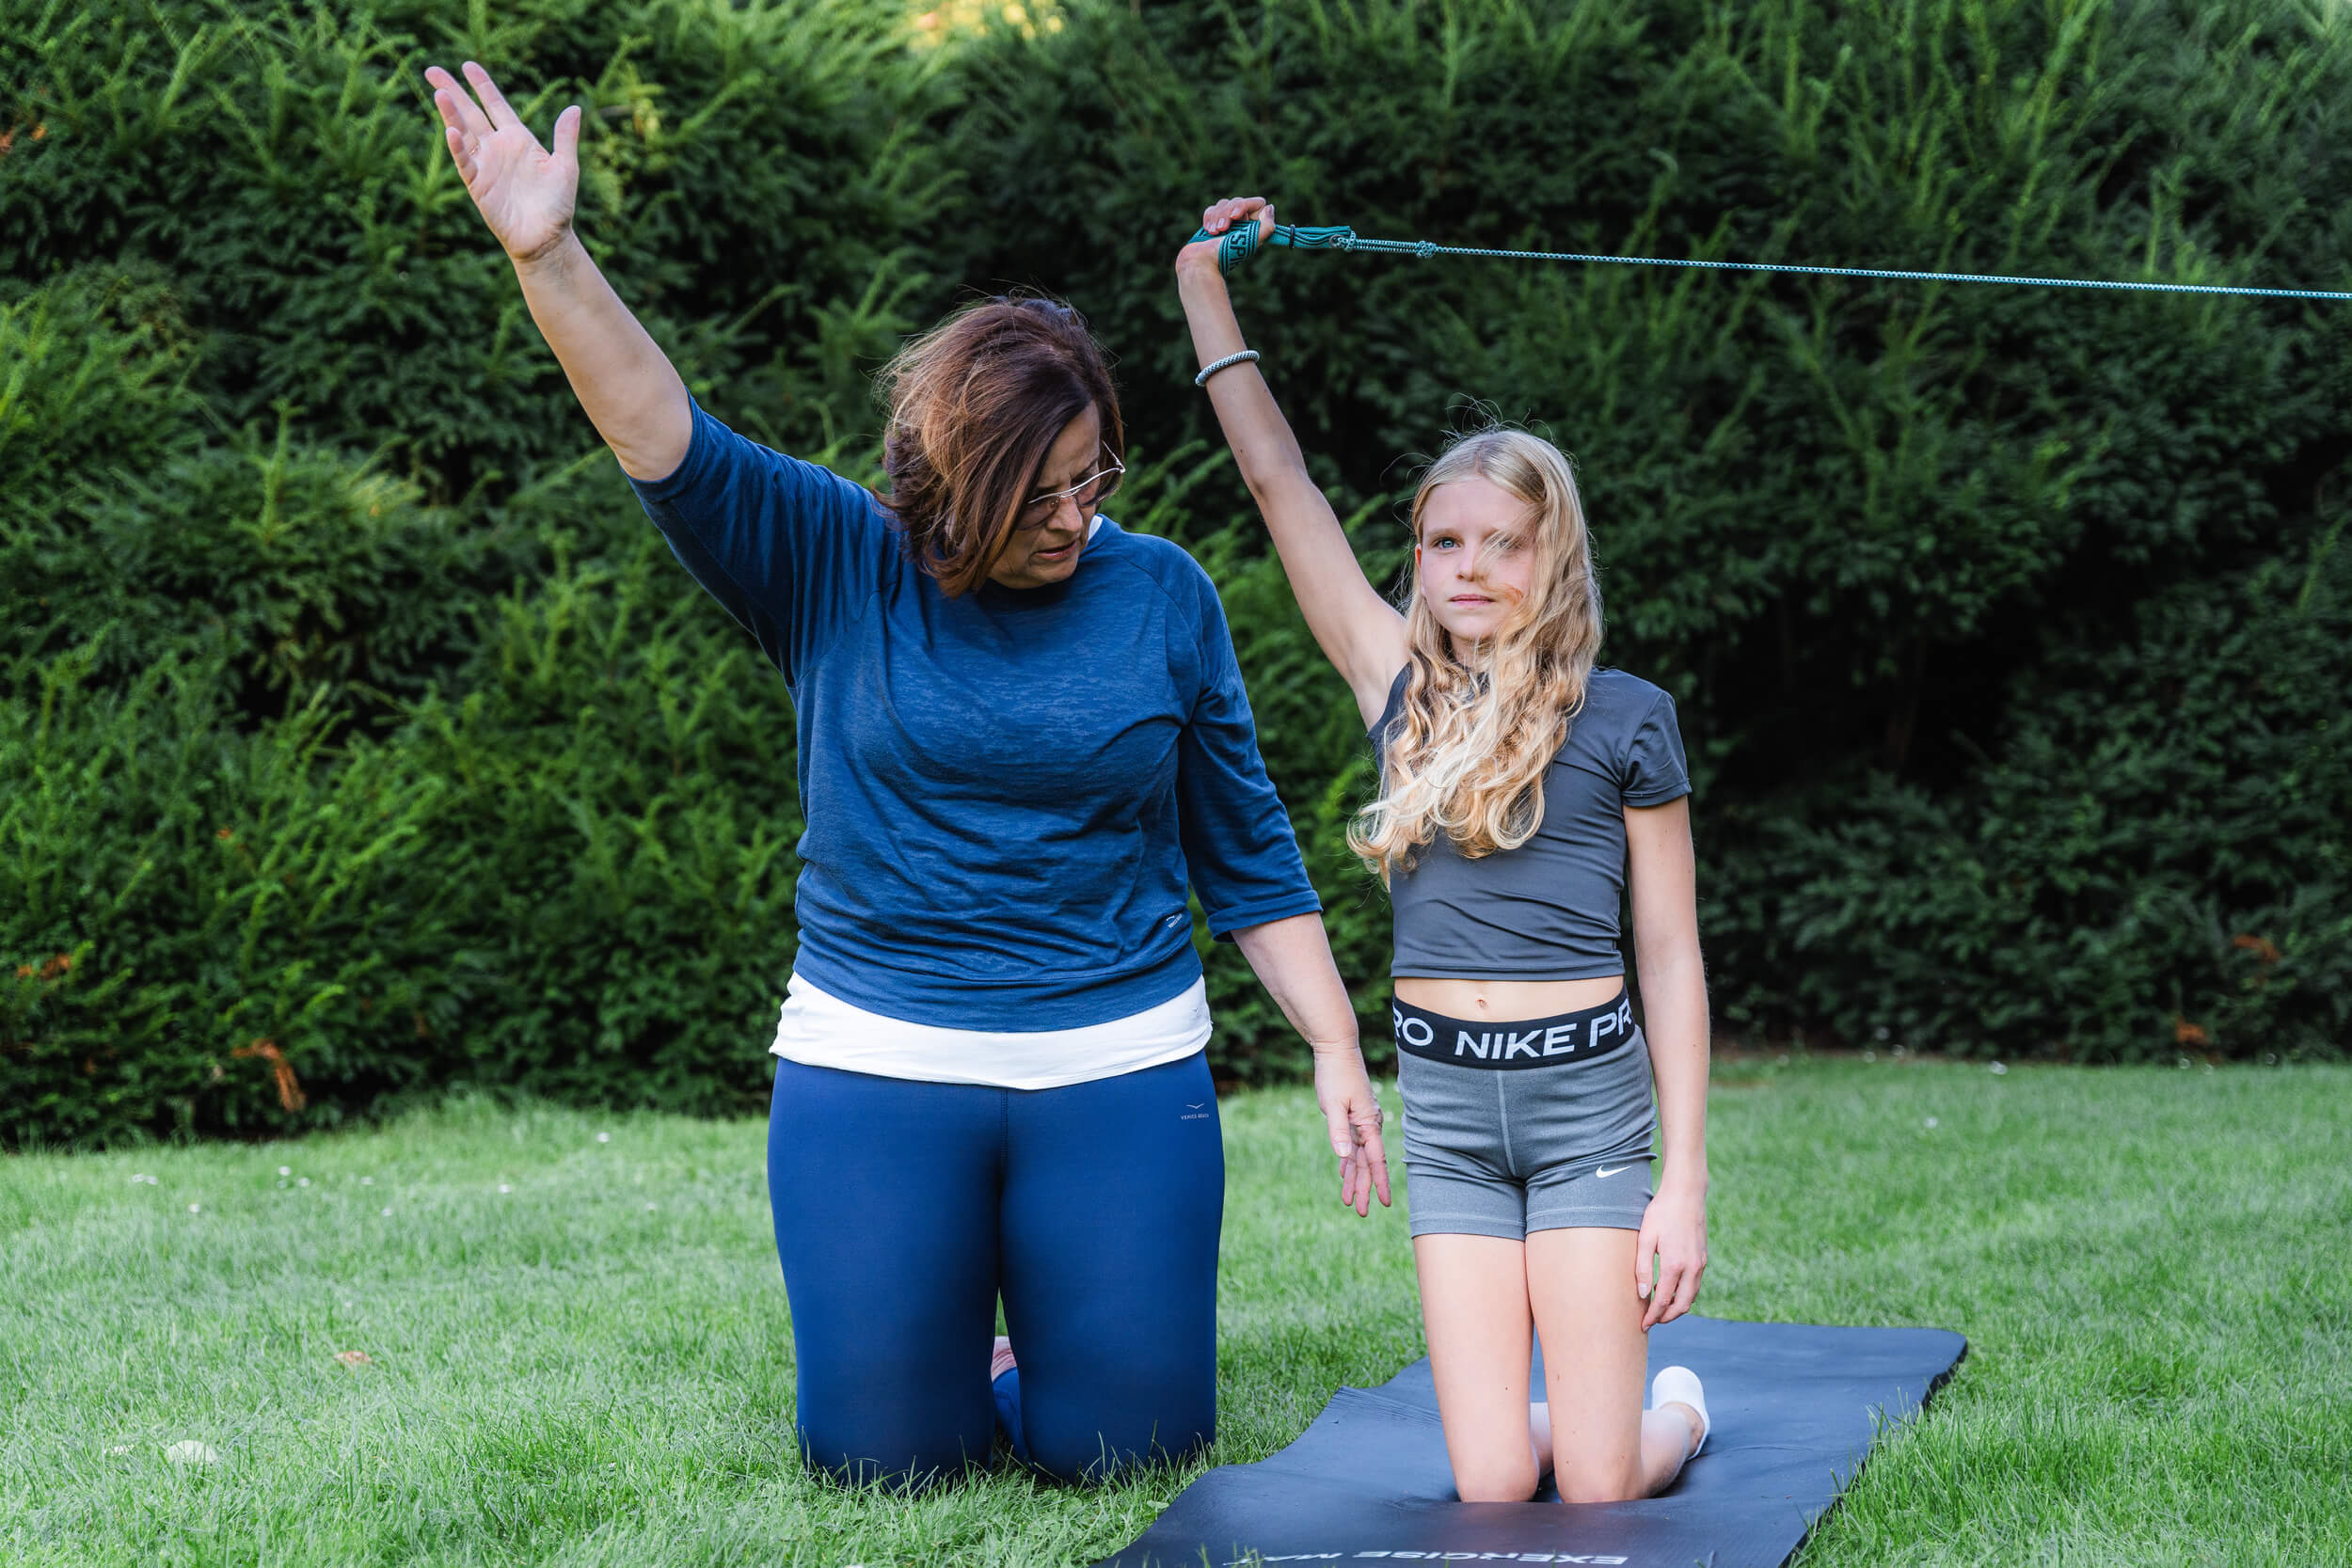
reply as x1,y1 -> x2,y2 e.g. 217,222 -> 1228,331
1199,221 -> 2352,300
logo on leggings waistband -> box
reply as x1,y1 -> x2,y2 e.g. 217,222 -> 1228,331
1391,995 -> 1635,1069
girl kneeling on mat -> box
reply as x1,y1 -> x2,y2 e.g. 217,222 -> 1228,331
1178,198 -> 1713,1504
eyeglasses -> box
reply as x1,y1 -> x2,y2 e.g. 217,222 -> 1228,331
1016,451 -> 1124,531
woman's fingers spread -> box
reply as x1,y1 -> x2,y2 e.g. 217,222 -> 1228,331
551,103 -> 580,169
463,61 -> 522,134
427,67 -> 494,139
428,86 -> 475,145
1349,1099 -> 1383,1212
1353,1115 -> 1391,1206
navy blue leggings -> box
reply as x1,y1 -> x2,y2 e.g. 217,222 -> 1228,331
767,1052 -> 1223,1486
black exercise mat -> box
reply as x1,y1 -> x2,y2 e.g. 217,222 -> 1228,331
1094,1315 -> 1966,1568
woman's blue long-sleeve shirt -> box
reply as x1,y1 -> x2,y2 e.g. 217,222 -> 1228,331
627,398 -> 1320,1030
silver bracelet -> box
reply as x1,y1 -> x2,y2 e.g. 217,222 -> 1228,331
1193,349 -> 1262,387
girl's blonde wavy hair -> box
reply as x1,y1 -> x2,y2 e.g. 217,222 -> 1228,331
1349,428 -> 1602,882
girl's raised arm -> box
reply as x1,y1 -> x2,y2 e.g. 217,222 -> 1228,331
1175,198 -> 1406,728
425,62 -> 690,482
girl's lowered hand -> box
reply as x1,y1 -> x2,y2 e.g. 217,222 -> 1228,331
1635,1181 -> 1708,1329
1177,196 -> 1277,275
425,62 -> 580,264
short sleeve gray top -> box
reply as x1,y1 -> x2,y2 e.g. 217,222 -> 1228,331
1373,667 -> 1691,980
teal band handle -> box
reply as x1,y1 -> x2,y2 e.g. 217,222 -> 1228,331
1185,221 -> 1359,276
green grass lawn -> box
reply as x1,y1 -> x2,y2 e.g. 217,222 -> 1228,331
5,1056 -> 2347,1566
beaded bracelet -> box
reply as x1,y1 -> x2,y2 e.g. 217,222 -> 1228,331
1193,349 -> 1262,388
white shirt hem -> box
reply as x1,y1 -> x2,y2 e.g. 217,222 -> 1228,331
769,972 -> 1212,1090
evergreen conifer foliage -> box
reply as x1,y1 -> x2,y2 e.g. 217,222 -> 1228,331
3,0 -> 918,1142
1,631 -> 469,1145
393,533 -> 806,1117
946,0 -> 2352,1065
1,268 -> 495,716
1713,515 -> 2352,1059
3,0 -> 941,488
4,0 -> 2350,1144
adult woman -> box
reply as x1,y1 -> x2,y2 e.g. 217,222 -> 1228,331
1176,197 -> 1712,1504
423,65 -> 1391,1488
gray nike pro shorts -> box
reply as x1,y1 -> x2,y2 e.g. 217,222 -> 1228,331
1392,990 -> 1658,1240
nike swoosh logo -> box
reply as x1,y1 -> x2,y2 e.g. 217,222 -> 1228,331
1596,1164 -> 1634,1179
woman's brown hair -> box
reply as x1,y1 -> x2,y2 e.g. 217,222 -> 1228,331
878,295 -> 1124,596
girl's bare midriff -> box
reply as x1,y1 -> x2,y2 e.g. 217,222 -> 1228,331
1394,974 -> 1626,1021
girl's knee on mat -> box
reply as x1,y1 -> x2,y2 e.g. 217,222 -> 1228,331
1551,1453 -> 1645,1505
1450,1443 -> 1542,1503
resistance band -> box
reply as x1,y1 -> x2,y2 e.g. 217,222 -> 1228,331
1188,221 -> 2352,301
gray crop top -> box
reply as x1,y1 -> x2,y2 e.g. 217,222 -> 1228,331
1372,667 -> 1691,980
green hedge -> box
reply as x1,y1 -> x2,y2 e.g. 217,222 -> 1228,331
5,0 -> 2348,1145
935,0 -> 2352,1069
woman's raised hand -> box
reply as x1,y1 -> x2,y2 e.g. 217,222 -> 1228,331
425,63 -> 581,263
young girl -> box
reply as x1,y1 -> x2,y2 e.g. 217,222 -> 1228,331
1177,198 -> 1713,1504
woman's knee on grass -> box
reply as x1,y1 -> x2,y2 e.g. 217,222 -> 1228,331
1013,1351 -> 1216,1483
1023,1418 -> 1213,1485
793,1348 -> 996,1492
798,1427 -> 991,1494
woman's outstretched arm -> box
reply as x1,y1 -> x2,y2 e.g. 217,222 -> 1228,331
1175,198 -> 1407,727
425,62 -> 690,482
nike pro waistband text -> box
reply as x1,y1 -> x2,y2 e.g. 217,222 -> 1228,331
1391,990 -> 1637,1070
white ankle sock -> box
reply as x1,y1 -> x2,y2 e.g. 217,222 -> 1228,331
1649,1365 -> 1709,1456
